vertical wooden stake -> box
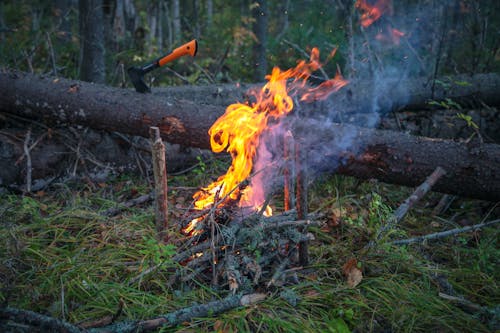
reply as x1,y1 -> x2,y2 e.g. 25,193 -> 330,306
283,130 -> 294,211
295,140 -> 309,266
150,127 -> 168,242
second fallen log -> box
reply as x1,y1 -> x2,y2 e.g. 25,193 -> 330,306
1,70 -> 499,201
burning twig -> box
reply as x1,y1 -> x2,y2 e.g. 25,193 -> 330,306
150,127 -> 169,242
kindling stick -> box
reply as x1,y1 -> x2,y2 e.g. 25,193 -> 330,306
150,127 -> 168,242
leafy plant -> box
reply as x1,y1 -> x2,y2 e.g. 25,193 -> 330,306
139,236 -> 176,266
456,112 -> 479,129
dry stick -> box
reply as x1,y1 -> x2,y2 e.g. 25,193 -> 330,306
45,31 -> 57,76
135,293 -> 266,332
210,214 -> 218,286
0,307 -> 83,333
101,191 -> 154,217
78,299 -> 124,329
431,194 -> 456,217
267,248 -> 296,288
391,219 -> 500,245
150,127 -> 168,242
295,140 -> 309,266
438,292 -> 492,314
375,166 -> 447,242
23,128 -> 32,193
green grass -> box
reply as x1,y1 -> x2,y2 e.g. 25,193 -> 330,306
0,172 -> 498,332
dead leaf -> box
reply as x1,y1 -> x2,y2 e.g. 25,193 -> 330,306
228,272 -> 239,294
342,258 -> 363,288
68,84 -> 79,93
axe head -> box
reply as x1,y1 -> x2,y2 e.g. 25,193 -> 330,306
128,66 -> 151,93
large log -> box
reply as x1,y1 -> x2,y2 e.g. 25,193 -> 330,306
0,70 -> 499,200
154,72 -> 500,114
297,121 -> 499,201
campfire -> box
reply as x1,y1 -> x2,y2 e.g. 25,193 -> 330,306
171,48 -> 348,291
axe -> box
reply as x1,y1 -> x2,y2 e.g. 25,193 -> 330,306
128,39 -> 198,93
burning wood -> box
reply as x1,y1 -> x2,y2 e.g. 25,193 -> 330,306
170,208 -> 320,290
170,48 -> 346,291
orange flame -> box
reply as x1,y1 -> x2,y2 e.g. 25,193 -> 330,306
184,48 -> 348,234
355,0 -> 392,28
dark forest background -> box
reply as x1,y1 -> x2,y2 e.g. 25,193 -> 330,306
1,0 -> 498,87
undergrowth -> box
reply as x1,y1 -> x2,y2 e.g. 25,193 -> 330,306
0,170 -> 498,332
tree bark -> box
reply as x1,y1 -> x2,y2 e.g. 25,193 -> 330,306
172,0 -> 181,43
78,0 -> 106,83
252,0 -> 268,81
298,121 -> 499,201
150,73 -> 500,114
0,70 -> 499,201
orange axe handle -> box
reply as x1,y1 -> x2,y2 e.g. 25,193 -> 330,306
158,39 -> 198,67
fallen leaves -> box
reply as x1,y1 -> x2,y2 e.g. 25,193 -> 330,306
342,258 -> 363,288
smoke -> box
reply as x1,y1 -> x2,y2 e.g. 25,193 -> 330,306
246,0 -> 447,207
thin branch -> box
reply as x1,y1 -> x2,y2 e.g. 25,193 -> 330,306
45,31 -> 57,76
0,307 -> 84,333
23,128 -> 32,192
376,166 -> 447,241
101,191 -> 154,217
391,219 -> 500,245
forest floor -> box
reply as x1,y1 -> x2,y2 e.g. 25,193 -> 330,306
0,155 -> 498,332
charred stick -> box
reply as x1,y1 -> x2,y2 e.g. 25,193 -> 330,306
210,215 -> 218,285
295,140 -> 309,266
150,127 -> 169,242
283,130 -> 294,211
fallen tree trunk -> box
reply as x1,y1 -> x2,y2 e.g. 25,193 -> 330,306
299,121 -> 500,201
0,70 -> 499,200
152,72 -> 500,113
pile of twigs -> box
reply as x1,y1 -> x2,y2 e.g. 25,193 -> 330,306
170,208 -> 320,292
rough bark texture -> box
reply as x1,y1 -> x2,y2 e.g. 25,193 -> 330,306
252,0 -> 268,81
0,70 -> 219,149
299,121 -> 500,201
147,73 -> 500,114
0,70 -> 499,200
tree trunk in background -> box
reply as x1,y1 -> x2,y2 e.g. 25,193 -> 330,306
1,70 -> 499,201
205,0 -> 213,28
0,1 -> 5,42
147,2 -> 158,56
53,0 -> 72,41
252,0 -> 268,81
157,0 -> 164,51
172,0 -> 181,43
192,0 -> 200,39
112,0 -> 125,50
164,0 -> 173,47
78,0 -> 105,83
